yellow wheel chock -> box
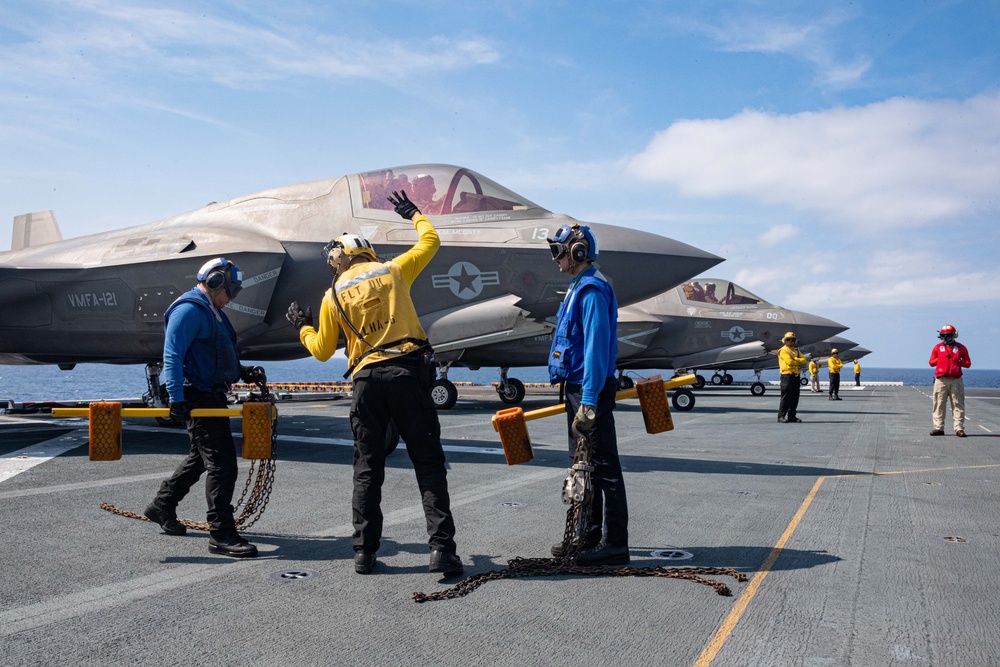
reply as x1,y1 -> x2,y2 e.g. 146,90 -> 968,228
491,374 -> 692,466
52,403 -> 277,461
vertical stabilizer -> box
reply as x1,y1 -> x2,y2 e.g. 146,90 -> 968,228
12,211 -> 62,251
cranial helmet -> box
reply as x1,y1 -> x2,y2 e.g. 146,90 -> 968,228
196,257 -> 243,299
783,331 -> 796,342
547,224 -> 598,263
830,348 -> 839,354
938,324 -> 957,338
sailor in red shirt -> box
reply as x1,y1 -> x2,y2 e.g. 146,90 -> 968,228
928,324 -> 972,437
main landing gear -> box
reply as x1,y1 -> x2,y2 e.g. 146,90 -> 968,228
750,369 -> 767,396
496,367 -> 526,404
143,362 -> 177,426
430,363 -> 459,410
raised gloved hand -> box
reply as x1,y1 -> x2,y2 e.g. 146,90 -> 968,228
286,301 -> 313,330
240,365 -> 265,384
387,190 -> 421,221
169,401 -> 190,423
572,404 -> 597,434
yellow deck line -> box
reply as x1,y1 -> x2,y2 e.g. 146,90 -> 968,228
694,462 -> 1000,666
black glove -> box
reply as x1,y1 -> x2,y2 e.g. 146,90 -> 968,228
169,401 -> 190,423
387,190 -> 421,220
286,301 -> 313,330
240,365 -> 265,384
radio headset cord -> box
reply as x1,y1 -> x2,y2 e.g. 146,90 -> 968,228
412,422 -> 746,603
99,366 -> 278,532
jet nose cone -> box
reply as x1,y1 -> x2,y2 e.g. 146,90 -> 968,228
787,310 -> 849,346
585,222 -> 723,307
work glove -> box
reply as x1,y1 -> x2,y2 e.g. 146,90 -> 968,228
169,401 -> 190,423
286,301 -> 313,330
387,190 -> 421,221
240,365 -> 265,384
572,404 -> 597,434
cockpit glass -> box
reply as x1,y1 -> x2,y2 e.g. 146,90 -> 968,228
680,279 -> 767,306
356,165 -> 540,216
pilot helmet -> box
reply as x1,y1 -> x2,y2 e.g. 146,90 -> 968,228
938,324 -> 957,339
196,257 -> 243,299
547,224 -> 598,263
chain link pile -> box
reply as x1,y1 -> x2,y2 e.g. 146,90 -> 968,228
413,424 -> 746,603
101,369 -> 278,531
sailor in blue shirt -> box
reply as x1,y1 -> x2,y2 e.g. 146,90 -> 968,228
547,224 -> 629,566
145,257 -> 259,558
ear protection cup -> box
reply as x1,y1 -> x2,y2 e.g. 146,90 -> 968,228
205,270 -> 226,290
570,239 -> 589,264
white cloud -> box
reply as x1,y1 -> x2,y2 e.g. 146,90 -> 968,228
626,92 -> 1000,229
671,8 -> 872,87
757,224 -> 797,247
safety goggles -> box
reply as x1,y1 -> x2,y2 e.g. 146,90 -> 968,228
321,240 -> 342,261
225,266 -> 243,299
547,225 -> 575,260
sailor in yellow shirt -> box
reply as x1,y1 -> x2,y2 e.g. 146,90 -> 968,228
828,349 -> 843,401
285,190 -> 462,577
808,358 -> 820,393
854,359 -> 861,386
777,332 -> 807,422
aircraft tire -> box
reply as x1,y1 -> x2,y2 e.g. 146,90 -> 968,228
750,382 -> 766,396
671,389 -> 696,411
155,416 -> 180,427
711,374 -> 723,385
799,376 -> 809,386
693,374 -> 706,389
431,379 -> 459,410
497,378 -> 526,404
722,373 -> 734,385
617,375 -> 634,390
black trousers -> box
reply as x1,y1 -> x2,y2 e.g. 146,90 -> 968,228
778,374 -> 801,420
350,361 -> 456,555
855,372 -> 860,386
829,372 -> 841,398
153,389 -> 238,537
564,377 -> 629,548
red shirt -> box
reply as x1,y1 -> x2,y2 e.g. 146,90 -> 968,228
929,341 -> 971,378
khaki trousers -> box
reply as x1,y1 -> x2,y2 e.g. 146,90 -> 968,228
932,376 -> 965,432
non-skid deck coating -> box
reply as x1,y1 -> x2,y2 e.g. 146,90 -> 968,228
2,384 -> 999,667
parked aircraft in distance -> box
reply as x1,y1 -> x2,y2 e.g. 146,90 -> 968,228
441,278 -> 847,408
694,335 -> 867,394
0,164 -> 722,411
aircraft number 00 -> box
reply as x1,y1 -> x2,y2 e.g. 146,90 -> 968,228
766,312 -> 779,319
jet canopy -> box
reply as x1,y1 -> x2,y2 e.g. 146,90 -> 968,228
353,165 -> 543,218
679,279 -> 769,307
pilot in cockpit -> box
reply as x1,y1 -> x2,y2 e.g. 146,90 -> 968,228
704,282 -> 721,304
411,174 -> 443,215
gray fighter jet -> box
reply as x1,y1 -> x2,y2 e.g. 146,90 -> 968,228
435,277 -> 846,408
0,164 -> 722,408
683,333 -> 862,395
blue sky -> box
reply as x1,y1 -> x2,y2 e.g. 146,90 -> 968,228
1,1 -> 998,368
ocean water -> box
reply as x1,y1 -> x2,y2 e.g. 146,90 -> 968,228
2,358 -> 999,403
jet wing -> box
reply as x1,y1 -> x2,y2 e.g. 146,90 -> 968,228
670,341 -> 769,370
421,294 -> 553,362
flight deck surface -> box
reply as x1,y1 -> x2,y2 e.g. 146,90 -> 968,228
2,384 -> 999,666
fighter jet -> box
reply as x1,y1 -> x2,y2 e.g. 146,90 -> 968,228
435,277 -> 847,408
686,333 -> 861,395
0,164 -> 722,409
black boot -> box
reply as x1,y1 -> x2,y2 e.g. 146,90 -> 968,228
144,503 -> 186,536
208,532 -> 258,558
